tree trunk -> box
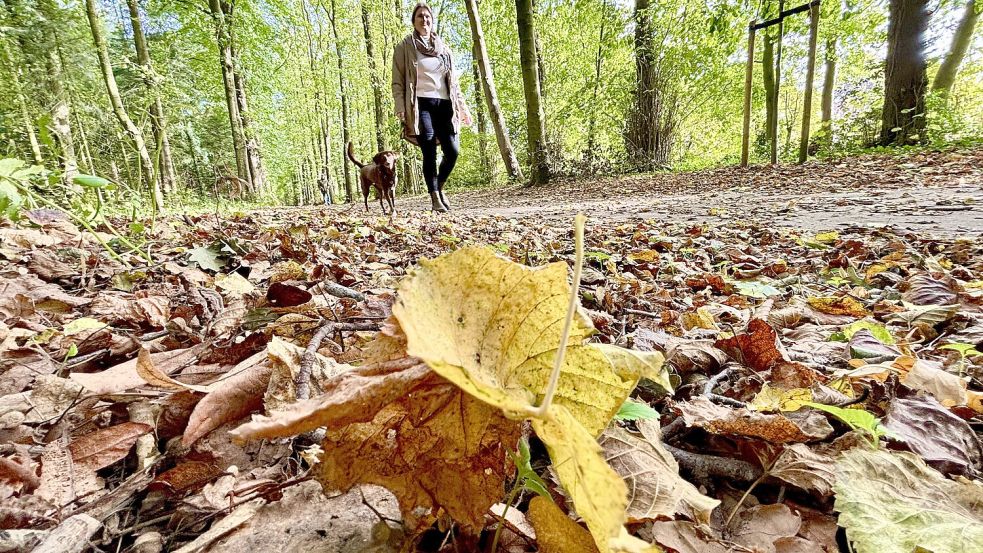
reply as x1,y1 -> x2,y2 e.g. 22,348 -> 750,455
797,3 -> 820,163
771,0 -> 785,164
821,37 -> 836,126
762,33 -> 777,145
515,0 -> 548,184
470,44 -> 491,178
75,111 -> 95,174
361,1 -> 388,152
126,0 -> 177,194
329,0 -> 354,202
0,41 -> 42,164
38,0 -> 78,180
208,0 -> 248,185
227,17 -> 268,193
626,0 -> 677,171
932,0 -> 979,96
464,0 -> 523,181
585,0 -> 609,171
85,0 -> 162,210
880,0 -> 929,145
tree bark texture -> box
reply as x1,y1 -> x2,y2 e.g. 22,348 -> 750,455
470,46 -> 491,178
328,0 -> 354,202
228,30 -> 268,193
208,0 -> 248,185
126,0 -> 177,194
625,0 -> 677,171
515,0 -> 549,184
465,0 -> 523,180
762,33 -> 777,145
821,37 -> 836,125
932,0 -> 979,95
85,0 -> 162,210
880,0 -> 929,145
361,1 -> 388,152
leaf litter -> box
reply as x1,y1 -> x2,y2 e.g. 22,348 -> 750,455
1,180 -> 983,552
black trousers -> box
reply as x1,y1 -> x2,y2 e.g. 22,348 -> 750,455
417,97 -> 459,193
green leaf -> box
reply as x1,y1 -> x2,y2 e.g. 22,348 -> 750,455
72,174 -> 111,188
829,320 -> 895,344
509,436 -> 551,499
801,402 -> 890,444
734,280 -> 781,299
64,343 -> 78,360
939,343 -> 983,358
187,244 -> 227,272
614,399 -> 659,422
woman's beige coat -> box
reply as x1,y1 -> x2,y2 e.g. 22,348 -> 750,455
391,34 -> 469,142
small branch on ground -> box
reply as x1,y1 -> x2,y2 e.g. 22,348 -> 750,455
664,443 -> 763,483
295,320 -> 381,400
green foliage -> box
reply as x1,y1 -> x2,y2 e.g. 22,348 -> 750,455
802,402 -> 891,446
508,436 -> 551,499
0,158 -> 43,220
614,399 -> 659,422
829,320 -> 895,344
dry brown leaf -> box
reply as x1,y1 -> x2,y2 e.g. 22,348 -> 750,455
648,521 -> 730,553
884,395 -> 983,477
35,441 -> 102,507
182,351 -> 271,446
71,345 -> 206,394
317,372 -> 520,531
229,360 -> 431,441
714,318 -> 784,371
0,274 -> 90,319
677,397 -> 833,443
902,273 -> 959,306
728,504 -> 802,553
527,495 -> 600,553
262,336 -> 351,412
805,296 -> 868,318
136,348 -> 210,392
68,422 -> 152,471
599,420 -> 719,523
0,453 -> 39,493
769,444 -> 836,496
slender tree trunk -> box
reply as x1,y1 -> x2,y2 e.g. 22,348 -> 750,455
762,33 -> 777,145
932,0 -> 979,96
38,0 -> 78,180
85,0 -> 162,210
329,0 -> 354,201
208,0 -> 248,184
797,3 -> 820,163
821,37 -> 836,126
464,0 -> 522,180
229,38 -> 268,193
126,0 -> 177,194
880,0 -> 929,145
585,0 -> 609,171
1,42 -> 42,164
515,0 -> 548,184
470,46 -> 491,178
75,111 -> 95,174
361,1 -> 388,152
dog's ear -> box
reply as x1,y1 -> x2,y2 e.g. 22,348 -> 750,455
372,152 -> 389,165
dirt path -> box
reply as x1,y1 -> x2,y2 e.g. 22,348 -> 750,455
359,148 -> 983,237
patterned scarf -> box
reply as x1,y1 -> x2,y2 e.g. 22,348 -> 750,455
412,31 -> 451,74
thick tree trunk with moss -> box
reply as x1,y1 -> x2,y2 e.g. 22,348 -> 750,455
85,0 -> 162,210
880,0 -> 929,145
932,0 -> 979,96
465,0 -> 522,181
126,0 -> 177,194
361,1 -> 387,152
208,0 -> 248,185
515,0 -> 549,184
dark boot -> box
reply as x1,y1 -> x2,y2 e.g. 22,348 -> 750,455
429,192 -> 448,212
438,189 -> 451,211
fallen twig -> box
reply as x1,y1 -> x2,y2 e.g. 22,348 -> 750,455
664,444 -> 763,483
295,320 -> 381,400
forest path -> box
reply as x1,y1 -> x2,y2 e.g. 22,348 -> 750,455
377,148 -> 983,237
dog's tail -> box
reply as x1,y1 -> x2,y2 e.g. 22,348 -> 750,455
346,142 -> 365,168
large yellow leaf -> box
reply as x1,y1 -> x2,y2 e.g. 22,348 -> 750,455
533,405 -> 658,553
393,246 -> 668,436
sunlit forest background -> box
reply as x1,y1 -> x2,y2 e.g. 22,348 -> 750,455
1,0 -> 980,213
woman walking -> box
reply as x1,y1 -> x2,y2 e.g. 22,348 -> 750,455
392,2 -> 470,212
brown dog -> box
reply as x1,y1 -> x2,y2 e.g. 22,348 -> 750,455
346,142 -> 399,215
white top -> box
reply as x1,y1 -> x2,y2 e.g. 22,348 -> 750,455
415,48 -> 449,100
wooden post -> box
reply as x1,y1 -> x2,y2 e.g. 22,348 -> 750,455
741,22 -> 756,168
770,0 -> 785,165
798,2 -> 821,163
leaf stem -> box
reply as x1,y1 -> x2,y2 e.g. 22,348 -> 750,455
533,213 -> 586,420
490,482 -> 522,553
